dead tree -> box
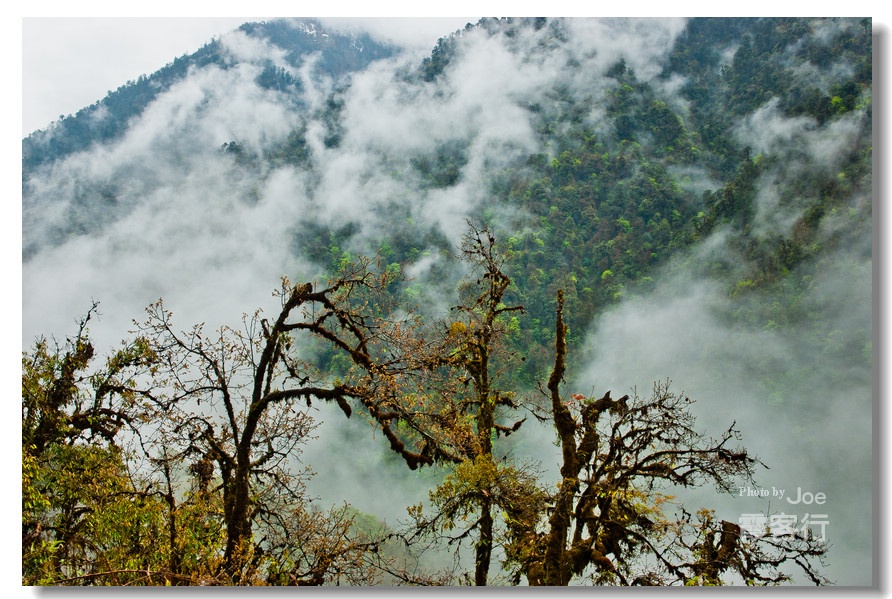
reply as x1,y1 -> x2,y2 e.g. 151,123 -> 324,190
136,257 -> 438,583
502,290 -> 829,586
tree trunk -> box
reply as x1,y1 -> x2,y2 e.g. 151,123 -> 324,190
475,498 -> 493,586
223,442 -> 254,580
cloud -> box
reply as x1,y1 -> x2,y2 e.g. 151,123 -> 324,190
218,27 -> 289,67
23,57 -> 311,351
21,18 -> 872,585
301,18 -> 691,243
24,20 -> 703,557
569,238 -> 871,583
567,91 -> 873,583
318,17 -> 476,51
564,17 -> 687,82
732,99 -> 867,238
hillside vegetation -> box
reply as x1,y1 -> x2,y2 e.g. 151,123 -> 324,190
22,17 -> 872,586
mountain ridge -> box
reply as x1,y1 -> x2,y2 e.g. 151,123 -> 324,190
22,18 -> 398,172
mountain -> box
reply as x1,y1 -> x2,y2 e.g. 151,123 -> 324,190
22,19 -> 396,175
22,17 -> 872,585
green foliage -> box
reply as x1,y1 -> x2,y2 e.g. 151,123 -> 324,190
22,16 -> 869,586
428,455 -> 545,532
411,142 -> 468,188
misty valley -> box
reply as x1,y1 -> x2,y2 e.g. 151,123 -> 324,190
22,17 -> 872,586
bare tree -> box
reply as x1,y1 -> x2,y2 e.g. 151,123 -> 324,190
501,290 -> 829,586
22,240 -> 831,587
395,223 -> 536,586
133,257 -> 426,583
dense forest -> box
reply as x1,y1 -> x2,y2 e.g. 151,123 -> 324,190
22,17 -> 872,586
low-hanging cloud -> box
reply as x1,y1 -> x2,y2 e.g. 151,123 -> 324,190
567,87 -> 872,584
23,18 -> 702,539
733,99 -> 867,238
22,17 -> 872,586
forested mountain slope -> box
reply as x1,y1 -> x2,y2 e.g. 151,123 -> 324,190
22,19 -> 395,175
22,17 -> 872,586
